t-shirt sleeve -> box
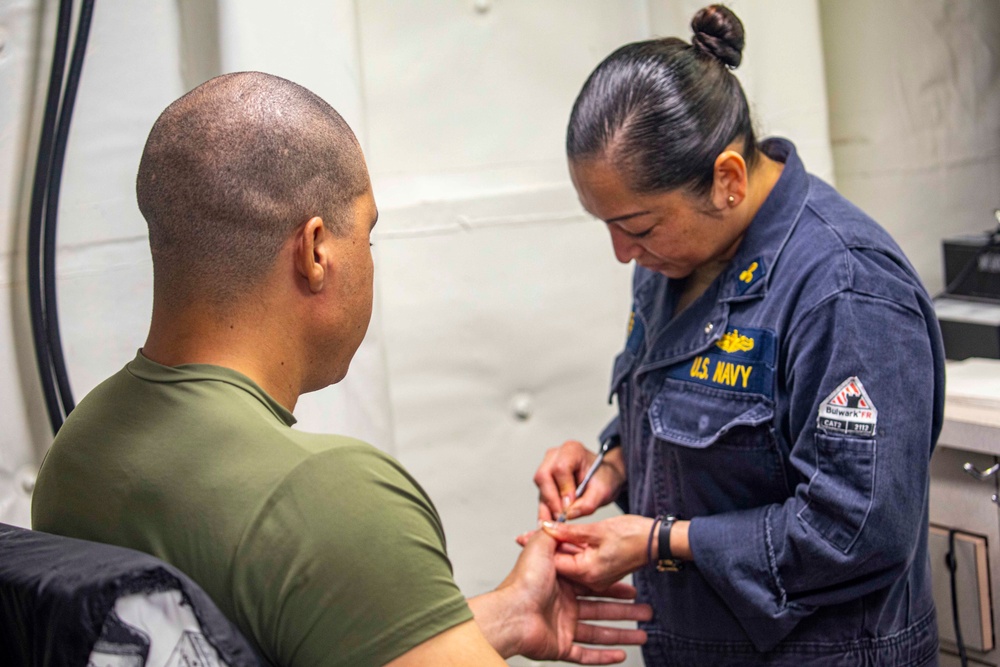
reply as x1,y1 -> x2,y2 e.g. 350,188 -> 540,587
231,441 -> 473,667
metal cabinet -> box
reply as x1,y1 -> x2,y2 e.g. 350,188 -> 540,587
930,445 -> 999,665
931,361 -> 1000,667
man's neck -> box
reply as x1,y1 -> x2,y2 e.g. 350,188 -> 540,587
142,300 -> 303,412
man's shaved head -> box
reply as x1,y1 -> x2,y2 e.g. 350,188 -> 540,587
137,71 -> 370,307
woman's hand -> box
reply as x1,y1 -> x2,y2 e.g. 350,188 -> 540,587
533,440 -> 626,522
518,515 -> 656,593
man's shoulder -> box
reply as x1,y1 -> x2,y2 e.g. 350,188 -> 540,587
261,434 -> 439,530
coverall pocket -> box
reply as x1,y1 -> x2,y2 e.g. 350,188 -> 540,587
798,432 -> 876,553
647,379 -> 788,513
648,379 -> 773,448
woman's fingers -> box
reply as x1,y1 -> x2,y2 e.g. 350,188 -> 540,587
534,441 -> 593,520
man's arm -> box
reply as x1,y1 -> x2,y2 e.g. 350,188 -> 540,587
386,621 -> 508,667
390,531 -> 651,665
238,447 -> 648,666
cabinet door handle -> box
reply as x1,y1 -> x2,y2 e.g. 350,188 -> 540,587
963,462 -> 1000,481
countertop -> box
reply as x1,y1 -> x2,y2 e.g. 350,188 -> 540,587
939,358 -> 1000,456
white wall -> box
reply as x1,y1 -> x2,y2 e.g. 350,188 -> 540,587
1,3 -> 996,666
0,0 -> 190,527
0,0 -> 48,528
651,0 -> 834,182
820,0 -> 1000,292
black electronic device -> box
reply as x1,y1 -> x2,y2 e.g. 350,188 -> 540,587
935,299 -> 1000,360
941,209 -> 1000,303
943,233 -> 1000,302
935,211 -> 1000,360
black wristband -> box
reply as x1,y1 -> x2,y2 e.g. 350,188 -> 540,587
646,516 -> 663,567
656,515 -> 683,572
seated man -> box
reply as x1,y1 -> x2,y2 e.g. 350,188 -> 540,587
31,72 -> 650,666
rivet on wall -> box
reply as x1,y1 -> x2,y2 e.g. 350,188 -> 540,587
19,469 -> 36,495
511,392 -> 533,421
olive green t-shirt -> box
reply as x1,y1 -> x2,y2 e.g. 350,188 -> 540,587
32,352 -> 473,666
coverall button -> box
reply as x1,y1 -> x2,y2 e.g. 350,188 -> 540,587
704,322 -> 714,335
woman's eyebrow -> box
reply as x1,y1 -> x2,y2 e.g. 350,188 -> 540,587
605,210 -> 651,224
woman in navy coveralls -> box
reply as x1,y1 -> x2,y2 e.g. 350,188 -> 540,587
530,5 -> 944,665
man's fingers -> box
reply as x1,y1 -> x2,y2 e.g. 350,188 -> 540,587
517,527 -> 586,552
578,599 -> 653,623
575,580 -> 637,600
602,581 -> 638,600
574,622 -> 649,646
539,520 -> 592,546
522,527 -> 558,555
561,623 -> 649,665
563,645 -> 627,665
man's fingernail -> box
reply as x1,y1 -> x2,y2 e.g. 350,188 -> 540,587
562,495 -> 572,508
541,521 -> 555,530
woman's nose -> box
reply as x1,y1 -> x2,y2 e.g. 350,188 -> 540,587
609,226 -> 642,264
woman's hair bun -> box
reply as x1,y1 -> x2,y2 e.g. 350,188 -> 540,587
690,4 -> 745,69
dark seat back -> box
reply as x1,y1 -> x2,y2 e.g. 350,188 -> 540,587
0,523 -> 263,666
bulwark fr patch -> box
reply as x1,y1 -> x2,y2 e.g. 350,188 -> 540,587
817,377 -> 878,436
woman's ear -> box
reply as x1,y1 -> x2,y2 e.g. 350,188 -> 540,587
712,150 -> 748,210
297,216 -> 328,293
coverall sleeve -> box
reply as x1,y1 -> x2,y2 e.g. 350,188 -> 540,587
687,284 -> 939,650
598,416 -> 620,447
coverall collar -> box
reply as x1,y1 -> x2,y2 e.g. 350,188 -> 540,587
717,137 -> 812,304
629,138 -> 811,373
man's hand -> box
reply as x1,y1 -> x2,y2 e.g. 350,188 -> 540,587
472,531 -> 651,664
534,440 -> 626,522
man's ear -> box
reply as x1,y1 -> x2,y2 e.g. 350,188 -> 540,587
712,150 -> 748,210
297,216 -> 328,294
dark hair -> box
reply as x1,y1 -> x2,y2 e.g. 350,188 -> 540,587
566,4 -> 757,196
136,71 -> 369,307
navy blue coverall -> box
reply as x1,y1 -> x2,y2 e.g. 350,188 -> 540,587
604,139 -> 944,666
